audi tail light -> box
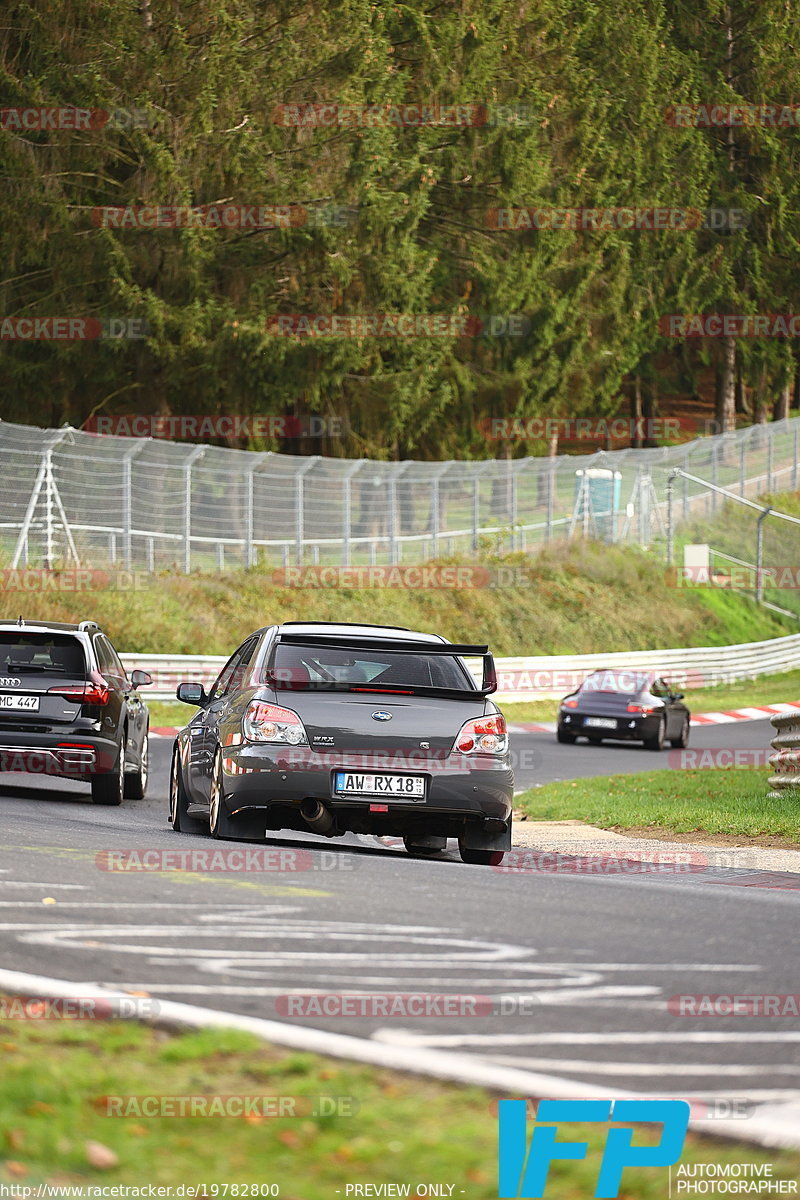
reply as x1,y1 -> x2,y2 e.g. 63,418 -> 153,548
48,671 -> 109,706
453,713 -> 508,756
243,701 -> 308,745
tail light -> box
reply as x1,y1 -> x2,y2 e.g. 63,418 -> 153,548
561,698 -> 578,709
243,701 -> 308,745
48,671 -> 109,706
627,703 -> 657,713
453,713 -> 508,756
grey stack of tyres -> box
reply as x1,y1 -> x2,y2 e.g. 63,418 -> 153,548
766,712 -> 800,800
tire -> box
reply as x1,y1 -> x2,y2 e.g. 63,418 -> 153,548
670,717 -> 690,749
209,750 -> 235,839
124,730 -> 148,800
644,717 -> 666,751
458,844 -> 505,866
403,835 -> 445,858
91,744 -> 124,806
556,729 -> 576,744
169,746 -> 205,834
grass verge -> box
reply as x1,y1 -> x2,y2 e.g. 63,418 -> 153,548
501,667 -> 800,725
0,1016 -> 798,1197
2,540 -> 793,657
515,768 -> 800,844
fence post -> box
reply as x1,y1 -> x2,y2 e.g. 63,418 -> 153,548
390,463 -> 409,565
122,441 -> 144,570
245,453 -> 270,569
756,506 -> 771,604
431,472 -> 441,558
546,459 -> 555,540
342,461 -> 363,567
794,423 -> 799,490
182,446 -> 205,574
739,434 -> 747,495
295,456 -> 319,566
767,423 -> 774,491
509,461 -> 518,552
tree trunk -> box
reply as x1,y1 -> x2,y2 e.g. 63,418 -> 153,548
774,384 -> 791,423
641,380 -> 658,448
715,335 -> 736,433
631,376 -> 643,448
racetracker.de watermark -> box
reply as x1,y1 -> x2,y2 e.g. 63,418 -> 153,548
0,569 -> 150,592
665,103 -> 800,127
668,994 -> 800,1017
0,995 -> 159,1019
271,564 -> 537,588
668,748 -> 783,771
97,1094 -> 358,1118
485,207 -> 748,232
92,204 -> 354,229
492,849 -> 709,875
488,1097 -> 757,1122
85,414 -> 345,440
274,992 -> 538,1017
669,565 -> 800,589
0,106 -> 155,131
271,102 -> 534,127
95,848 -> 354,872
265,313 -> 527,338
661,314 -> 800,338
478,416 -> 694,442
0,317 -> 148,340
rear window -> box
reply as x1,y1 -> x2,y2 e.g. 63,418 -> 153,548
269,643 -> 473,691
579,670 -> 653,696
0,633 -> 86,677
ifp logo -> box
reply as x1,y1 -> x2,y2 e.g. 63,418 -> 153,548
498,1099 -> 690,1197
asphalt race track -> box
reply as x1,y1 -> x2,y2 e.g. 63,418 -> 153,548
1,719 -> 798,1141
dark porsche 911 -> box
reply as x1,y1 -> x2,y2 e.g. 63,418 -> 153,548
556,669 -> 690,750
170,622 -> 513,864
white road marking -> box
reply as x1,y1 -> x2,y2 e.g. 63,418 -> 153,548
0,882 -> 88,889
0,965 -> 796,1153
487,1057 -> 800,1077
373,1030 -> 800,1048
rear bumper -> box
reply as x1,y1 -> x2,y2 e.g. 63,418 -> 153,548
558,713 -> 660,741
218,745 -> 514,831
0,731 -> 119,778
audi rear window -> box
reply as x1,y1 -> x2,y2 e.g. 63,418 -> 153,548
268,643 -> 473,691
0,633 -> 86,676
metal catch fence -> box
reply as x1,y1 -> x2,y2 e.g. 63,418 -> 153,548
0,417 -> 798,571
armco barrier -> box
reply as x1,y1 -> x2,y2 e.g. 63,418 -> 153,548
122,631 -> 800,703
767,712 -> 800,800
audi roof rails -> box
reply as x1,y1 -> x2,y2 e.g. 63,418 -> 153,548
78,620 -> 100,632
280,621 -> 412,631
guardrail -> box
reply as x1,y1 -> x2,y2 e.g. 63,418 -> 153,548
122,630 -> 800,704
767,712 -> 800,799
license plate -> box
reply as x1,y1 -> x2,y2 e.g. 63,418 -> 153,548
585,717 -> 616,729
0,694 -> 40,712
334,772 -> 426,800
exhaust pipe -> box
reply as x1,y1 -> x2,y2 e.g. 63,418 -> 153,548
299,797 -> 337,837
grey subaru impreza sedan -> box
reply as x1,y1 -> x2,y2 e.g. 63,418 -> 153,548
170,622 -> 512,864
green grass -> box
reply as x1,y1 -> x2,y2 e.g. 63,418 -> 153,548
515,768 -> 800,842
1,540 -> 793,658
677,489 -> 800,622
1,1014 -> 798,1197
502,666 -> 800,724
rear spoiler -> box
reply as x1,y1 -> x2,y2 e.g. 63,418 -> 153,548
269,633 -> 498,696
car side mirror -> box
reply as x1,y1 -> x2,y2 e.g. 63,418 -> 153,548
131,669 -> 153,688
176,682 -> 207,706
